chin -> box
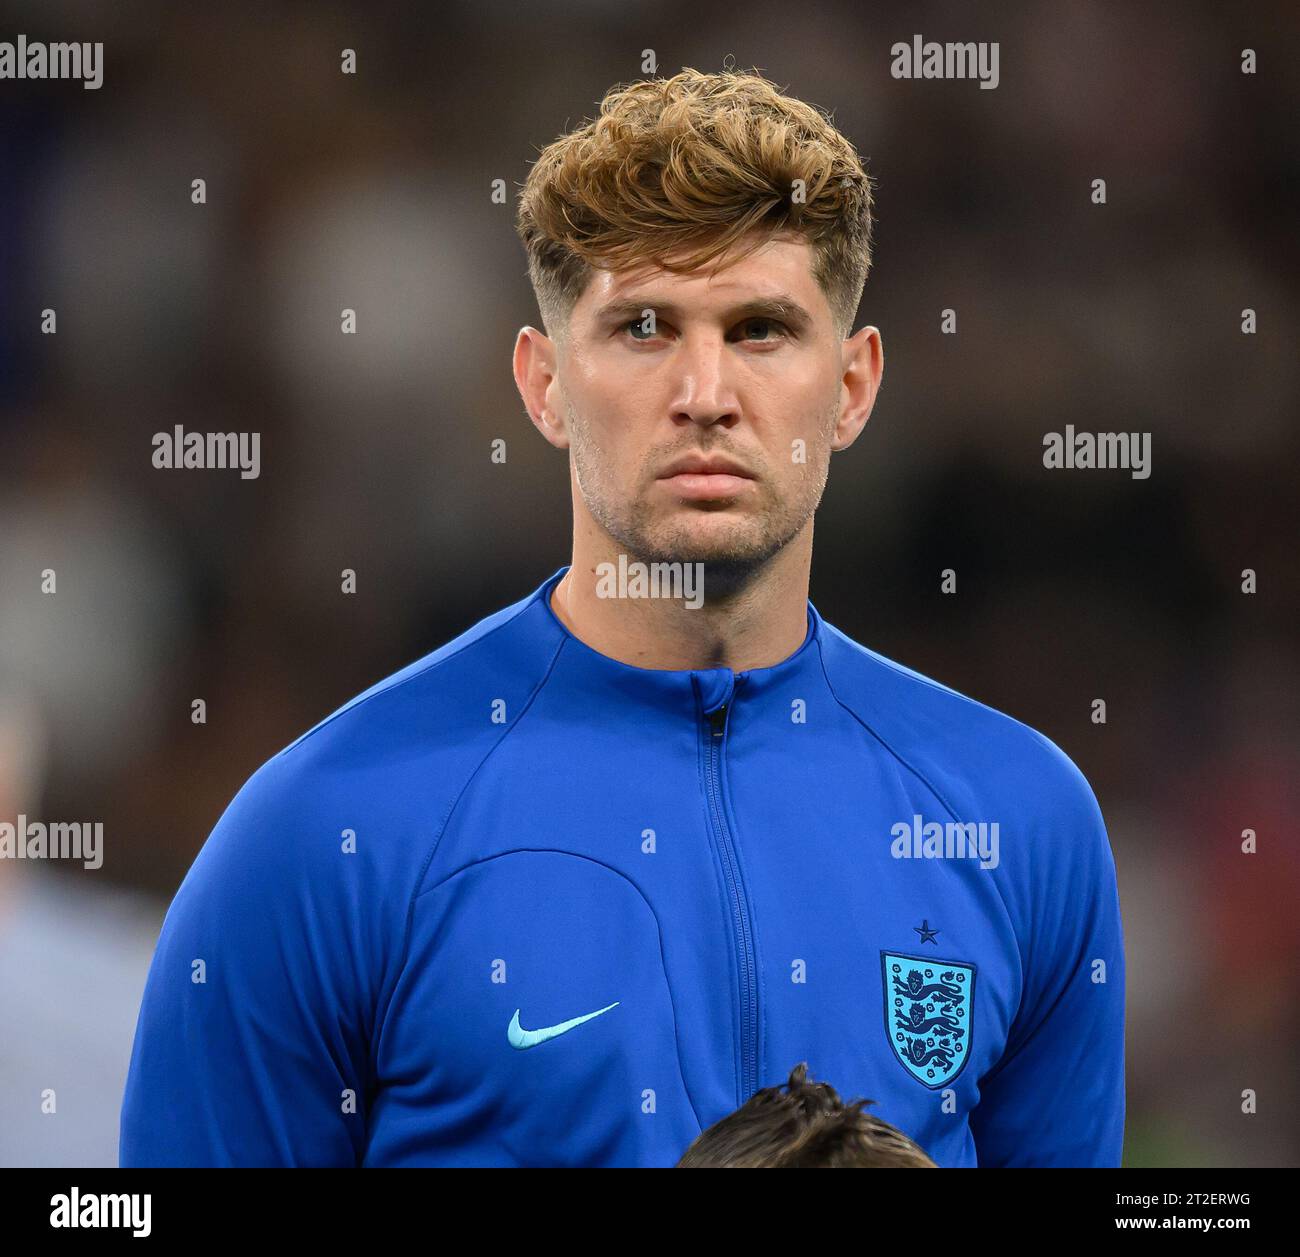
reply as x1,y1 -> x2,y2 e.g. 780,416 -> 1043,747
640,517 -> 777,569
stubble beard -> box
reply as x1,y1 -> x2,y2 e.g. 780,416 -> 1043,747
566,396 -> 837,592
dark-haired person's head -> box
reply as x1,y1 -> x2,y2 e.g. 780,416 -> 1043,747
677,1063 -> 937,1167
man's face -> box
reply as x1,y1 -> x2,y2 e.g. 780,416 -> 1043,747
520,232 -> 881,577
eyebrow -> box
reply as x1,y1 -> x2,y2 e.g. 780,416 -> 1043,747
593,293 -> 815,334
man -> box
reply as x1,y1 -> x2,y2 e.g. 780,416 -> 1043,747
121,68 -> 1125,1168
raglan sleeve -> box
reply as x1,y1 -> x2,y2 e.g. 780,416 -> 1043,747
119,751 -> 377,1166
969,740 -> 1127,1167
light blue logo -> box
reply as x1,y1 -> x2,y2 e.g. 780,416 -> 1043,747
507,1001 -> 620,1050
882,952 -> 976,1088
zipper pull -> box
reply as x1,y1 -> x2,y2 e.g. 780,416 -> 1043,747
709,704 -> 728,736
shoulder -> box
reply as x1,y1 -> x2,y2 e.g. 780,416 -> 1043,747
816,619 -> 1104,843
279,582 -> 555,766
185,584 -> 562,901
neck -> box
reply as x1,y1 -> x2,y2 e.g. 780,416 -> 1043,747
550,525 -> 814,672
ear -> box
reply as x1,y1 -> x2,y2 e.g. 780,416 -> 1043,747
832,324 -> 883,451
513,326 -> 569,450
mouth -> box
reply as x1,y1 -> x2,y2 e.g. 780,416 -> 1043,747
656,454 -> 757,502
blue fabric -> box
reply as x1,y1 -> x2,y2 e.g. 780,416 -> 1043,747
120,565 -> 1125,1166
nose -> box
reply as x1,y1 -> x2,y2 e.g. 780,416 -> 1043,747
669,332 -> 741,429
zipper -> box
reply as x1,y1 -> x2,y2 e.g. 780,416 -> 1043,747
703,698 -> 759,1105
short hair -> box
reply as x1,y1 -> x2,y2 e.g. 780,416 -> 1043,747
516,67 -> 875,342
676,1063 -> 937,1168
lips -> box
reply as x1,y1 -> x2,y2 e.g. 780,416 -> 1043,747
657,454 -> 756,501
657,453 -> 755,480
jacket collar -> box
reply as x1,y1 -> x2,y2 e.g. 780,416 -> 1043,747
530,564 -> 825,717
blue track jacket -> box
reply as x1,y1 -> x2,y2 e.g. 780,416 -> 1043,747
120,565 -> 1126,1167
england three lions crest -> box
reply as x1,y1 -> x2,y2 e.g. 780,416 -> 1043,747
881,952 -> 976,1088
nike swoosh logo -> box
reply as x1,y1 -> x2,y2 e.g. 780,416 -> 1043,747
507,1001 -> 620,1050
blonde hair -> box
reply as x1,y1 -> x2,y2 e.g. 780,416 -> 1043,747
516,67 -> 875,341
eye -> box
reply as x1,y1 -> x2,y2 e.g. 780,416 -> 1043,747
622,317 -> 660,340
734,317 -> 788,342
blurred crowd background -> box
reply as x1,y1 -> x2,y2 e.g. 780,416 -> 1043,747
0,0 -> 1296,1167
